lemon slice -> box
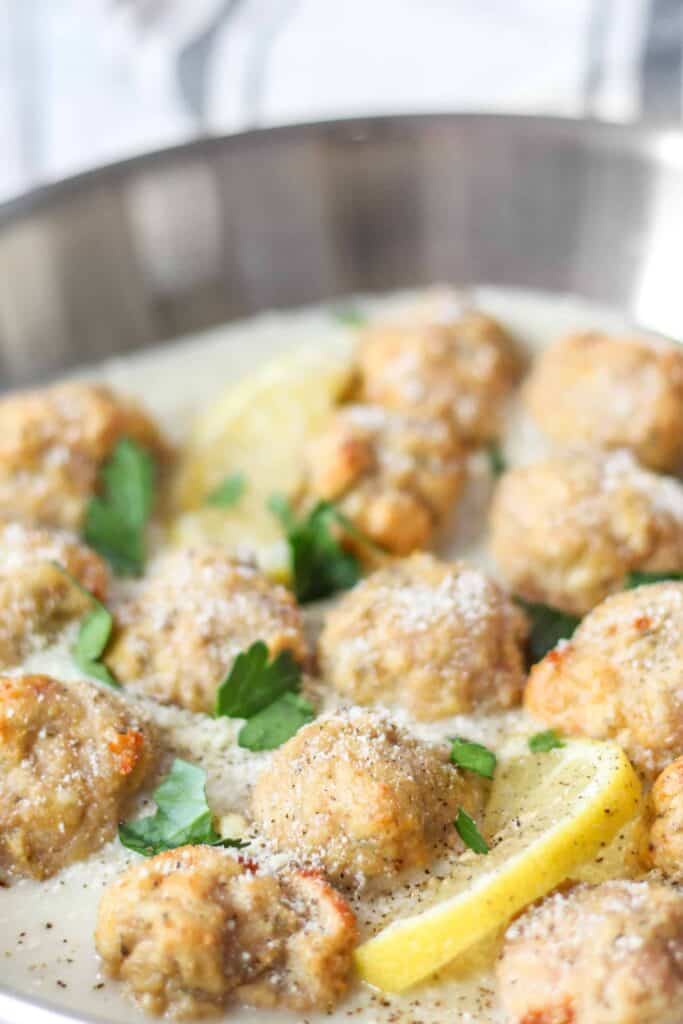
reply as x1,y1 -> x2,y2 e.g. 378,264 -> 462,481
170,339 -> 355,574
354,739 -> 641,993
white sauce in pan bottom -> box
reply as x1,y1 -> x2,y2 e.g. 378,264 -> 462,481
0,287 -> 649,1024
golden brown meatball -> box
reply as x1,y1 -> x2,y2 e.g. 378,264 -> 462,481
497,880 -> 683,1024
106,548 -> 307,713
525,330 -> 683,471
0,521 -> 109,667
0,381 -> 168,530
251,709 -> 484,888
0,673 -> 154,881
525,583 -> 683,777
491,449 -> 683,616
649,756 -> 683,880
305,404 -> 466,555
95,845 -> 358,1018
358,310 -> 519,443
319,554 -> 527,721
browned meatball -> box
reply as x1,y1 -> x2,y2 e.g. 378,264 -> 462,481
525,330 -> 683,471
0,674 -> 154,881
95,845 -> 358,1018
319,554 -> 528,720
105,548 -> 308,713
0,381 -> 168,530
525,583 -> 683,777
0,521 -> 109,667
649,756 -> 683,880
497,880 -> 683,1024
305,404 -> 465,555
358,310 -> 520,443
491,449 -> 683,615
251,709 -> 484,888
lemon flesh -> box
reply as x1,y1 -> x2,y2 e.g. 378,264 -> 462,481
354,739 -> 641,993
170,340 -> 355,575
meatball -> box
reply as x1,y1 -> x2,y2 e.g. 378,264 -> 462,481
358,310 -> 519,443
0,673 -> 154,881
251,709 -> 484,888
0,381 -> 168,530
305,404 -> 466,555
524,330 -> 683,471
491,448 -> 683,616
525,582 -> 683,777
497,880 -> 683,1024
95,845 -> 358,1018
0,521 -> 109,667
105,548 -> 307,713
649,756 -> 683,880
318,554 -> 527,720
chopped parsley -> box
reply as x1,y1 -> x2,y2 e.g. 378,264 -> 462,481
205,472 -> 245,508
624,570 -> 683,589
53,562 -> 119,688
450,738 -> 497,779
515,597 -> 581,664
486,442 -> 507,478
455,808 -> 489,855
118,759 -> 248,857
269,496 -> 361,603
84,437 -> 155,576
332,305 -> 367,327
214,641 -> 314,751
528,729 -> 565,753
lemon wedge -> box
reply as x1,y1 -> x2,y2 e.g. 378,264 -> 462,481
170,339 -> 355,574
354,739 -> 641,993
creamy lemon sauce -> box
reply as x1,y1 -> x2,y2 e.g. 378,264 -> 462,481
0,287 -> 647,1024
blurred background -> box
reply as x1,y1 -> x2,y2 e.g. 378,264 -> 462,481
2,0 -> 682,203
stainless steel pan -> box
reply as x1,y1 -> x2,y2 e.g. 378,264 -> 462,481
1,114 -> 683,391
0,114 -> 683,1024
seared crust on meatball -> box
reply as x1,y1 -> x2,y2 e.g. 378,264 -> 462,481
525,330 -> 683,471
649,756 -> 683,880
0,674 -> 154,881
491,449 -> 683,615
319,554 -> 528,720
251,709 -> 485,888
525,583 -> 683,777
497,880 -> 683,1024
0,381 -> 168,530
0,522 -> 109,667
358,311 -> 520,443
95,845 -> 358,1019
305,405 -> 466,555
105,548 -> 307,713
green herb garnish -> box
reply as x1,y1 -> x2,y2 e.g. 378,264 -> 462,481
52,562 -> 119,687
332,305 -> 367,327
515,598 -> 580,664
486,442 -> 507,478
269,497 -> 361,603
450,738 -> 497,779
215,641 -> 314,751
206,472 -> 245,508
624,570 -> 683,589
455,808 -> 489,855
84,437 -> 155,576
528,729 -> 565,753
118,758 -> 248,856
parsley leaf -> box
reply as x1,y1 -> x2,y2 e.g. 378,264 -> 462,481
332,305 -> 367,327
52,562 -> 119,688
84,438 -> 155,576
450,738 -> 497,779
528,729 -> 565,753
625,570 -> 683,589
515,598 -> 581,664
206,472 -> 245,508
118,759 -> 248,857
486,442 -> 507,478
215,641 -> 301,719
270,497 -> 361,603
238,692 -> 315,751
455,808 -> 489,855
